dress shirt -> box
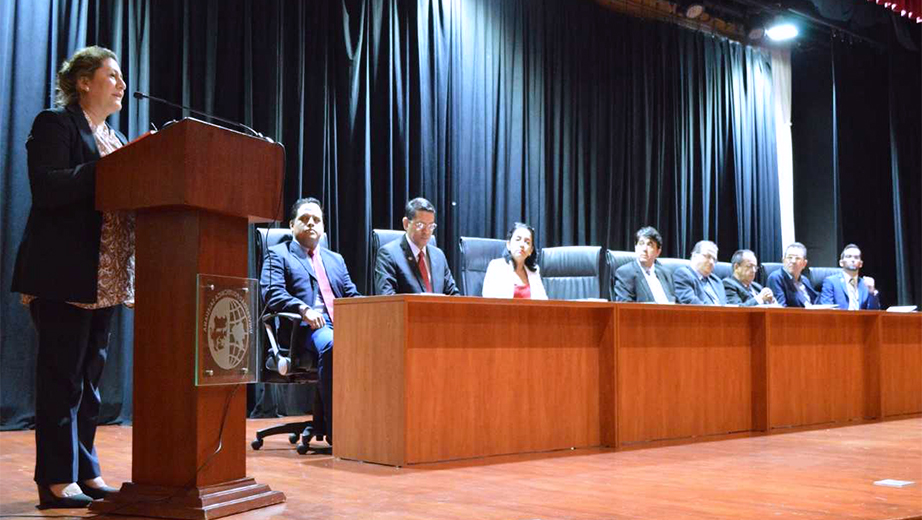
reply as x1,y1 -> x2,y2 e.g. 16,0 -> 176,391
639,261 -> 670,304
405,236 -> 432,284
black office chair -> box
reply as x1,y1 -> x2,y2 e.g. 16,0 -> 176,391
539,246 -> 607,300
656,257 -> 690,279
712,261 -> 733,281
367,229 -> 436,295
250,227 -> 328,455
805,266 -> 841,293
761,262 -> 783,286
605,250 -> 637,301
458,237 -> 506,296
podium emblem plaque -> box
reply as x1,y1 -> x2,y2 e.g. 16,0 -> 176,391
196,274 -> 258,386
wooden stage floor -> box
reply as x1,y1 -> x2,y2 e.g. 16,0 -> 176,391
1,416 -> 920,520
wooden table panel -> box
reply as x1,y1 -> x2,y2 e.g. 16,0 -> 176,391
335,297 -> 921,464
334,296 -> 611,466
880,314 -> 922,417
765,311 -> 876,429
333,299 -> 407,466
405,346 -> 600,463
615,305 -> 753,444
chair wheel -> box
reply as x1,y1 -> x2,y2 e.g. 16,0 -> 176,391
288,433 -> 300,444
251,439 -> 263,450
296,443 -> 309,455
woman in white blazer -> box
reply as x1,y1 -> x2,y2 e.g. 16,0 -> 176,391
482,222 -> 548,300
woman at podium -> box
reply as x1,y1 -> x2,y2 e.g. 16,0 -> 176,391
482,222 -> 548,300
10,46 -> 132,509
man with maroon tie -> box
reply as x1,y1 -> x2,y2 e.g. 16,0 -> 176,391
374,197 -> 460,296
260,197 -> 360,441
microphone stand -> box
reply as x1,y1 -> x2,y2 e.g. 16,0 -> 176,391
133,91 -> 272,142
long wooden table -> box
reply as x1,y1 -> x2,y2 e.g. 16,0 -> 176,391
333,296 -> 921,465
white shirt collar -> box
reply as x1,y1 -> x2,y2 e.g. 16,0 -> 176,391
636,259 -> 655,275
406,235 -> 426,259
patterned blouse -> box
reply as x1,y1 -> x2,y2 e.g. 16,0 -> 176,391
21,111 -> 135,309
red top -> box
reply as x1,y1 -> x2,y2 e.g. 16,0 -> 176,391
513,284 -> 532,299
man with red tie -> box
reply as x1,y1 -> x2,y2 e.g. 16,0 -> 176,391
374,197 -> 460,296
260,197 -> 360,441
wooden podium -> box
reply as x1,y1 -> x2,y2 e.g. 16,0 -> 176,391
88,119 -> 286,519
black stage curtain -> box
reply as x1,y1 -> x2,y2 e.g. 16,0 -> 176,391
1,0 -> 149,430
793,24 -> 921,307
138,0 -> 784,418
23,0 -> 906,427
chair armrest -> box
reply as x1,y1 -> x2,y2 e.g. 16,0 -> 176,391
261,312 -> 303,359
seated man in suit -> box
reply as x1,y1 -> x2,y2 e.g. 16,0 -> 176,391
612,226 -> 675,303
722,249 -> 775,306
673,240 -> 727,305
374,197 -> 460,295
766,242 -> 817,307
818,244 -> 880,310
260,197 -> 360,439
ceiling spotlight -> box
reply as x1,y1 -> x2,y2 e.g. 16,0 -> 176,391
677,2 -> 705,19
748,26 -> 765,40
766,18 -> 799,41
686,3 -> 705,19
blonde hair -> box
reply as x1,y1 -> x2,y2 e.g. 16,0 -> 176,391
55,46 -> 117,107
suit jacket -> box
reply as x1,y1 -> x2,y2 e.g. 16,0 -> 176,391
260,239 -> 360,318
766,268 -> 818,308
612,260 -> 676,303
374,236 -> 460,295
723,277 -> 765,307
818,273 -> 880,310
673,265 -> 727,305
481,257 -> 548,299
11,103 -> 127,303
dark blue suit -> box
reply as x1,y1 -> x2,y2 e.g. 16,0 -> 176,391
260,239 -> 360,435
766,268 -> 818,307
818,273 -> 880,310
11,103 -> 127,486
374,236 -> 460,295
673,265 -> 727,305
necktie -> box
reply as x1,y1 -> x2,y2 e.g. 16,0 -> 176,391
847,278 -> 859,310
418,251 -> 433,293
309,249 -> 336,323
702,278 -> 720,305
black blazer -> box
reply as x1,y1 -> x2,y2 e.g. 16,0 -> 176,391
612,260 -> 676,303
374,236 -> 460,296
11,104 -> 127,303
722,276 -> 764,306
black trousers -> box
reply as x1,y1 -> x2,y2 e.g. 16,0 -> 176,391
29,299 -> 115,485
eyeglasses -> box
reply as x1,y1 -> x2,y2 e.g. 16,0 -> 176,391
411,221 -> 437,232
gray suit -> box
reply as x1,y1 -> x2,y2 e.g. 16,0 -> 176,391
674,265 -> 727,305
613,260 -> 675,303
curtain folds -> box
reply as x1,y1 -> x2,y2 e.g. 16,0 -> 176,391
1,0 -> 148,430
13,0 -> 917,427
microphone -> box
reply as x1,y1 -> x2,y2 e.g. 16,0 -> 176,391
133,91 -> 272,142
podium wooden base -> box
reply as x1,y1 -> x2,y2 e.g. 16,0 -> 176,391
87,478 -> 285,519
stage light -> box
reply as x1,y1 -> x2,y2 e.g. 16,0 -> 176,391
676,2 -> 705,19
685,3 -> 705,18
766,19 -> 799,41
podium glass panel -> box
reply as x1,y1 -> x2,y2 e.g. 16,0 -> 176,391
195,274 -> 258,386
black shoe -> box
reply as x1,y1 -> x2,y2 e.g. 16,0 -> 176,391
78,482 -> 119,500
36,484 -> 94,509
